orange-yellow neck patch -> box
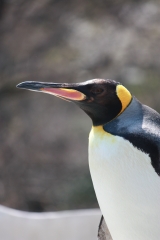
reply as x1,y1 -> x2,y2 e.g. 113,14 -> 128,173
91,126 -> 112,138
89,126 -> 116,148
116,85 -> 132,115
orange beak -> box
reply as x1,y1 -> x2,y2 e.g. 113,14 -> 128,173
40,87 -> 86,101
17,81 -> 86,101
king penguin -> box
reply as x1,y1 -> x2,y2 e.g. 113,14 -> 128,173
17,79 -> 160,240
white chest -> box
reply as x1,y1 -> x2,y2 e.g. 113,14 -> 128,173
89,126 -> 160,240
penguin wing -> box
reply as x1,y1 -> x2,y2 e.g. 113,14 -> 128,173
98,216 -> 113,240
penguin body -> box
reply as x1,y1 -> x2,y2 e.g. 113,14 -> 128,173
17,79 -> 160,240
89,97 -> 160,240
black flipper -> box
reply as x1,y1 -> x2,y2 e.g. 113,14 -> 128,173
98,216 -> 112,240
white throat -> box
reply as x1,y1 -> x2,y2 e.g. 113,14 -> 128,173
89,126 -> 160,240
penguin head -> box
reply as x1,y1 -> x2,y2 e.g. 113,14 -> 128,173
17,79 -> 132,126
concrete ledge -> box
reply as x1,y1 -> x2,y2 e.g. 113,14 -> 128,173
0,205 -> 101,240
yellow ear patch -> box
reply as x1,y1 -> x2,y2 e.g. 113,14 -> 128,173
116,85 -> 132,114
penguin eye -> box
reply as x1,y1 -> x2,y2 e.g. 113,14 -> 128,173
90,87 -> 103,95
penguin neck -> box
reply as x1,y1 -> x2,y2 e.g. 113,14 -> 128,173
93,97 -> 142,133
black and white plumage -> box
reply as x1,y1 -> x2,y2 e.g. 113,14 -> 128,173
17,79 -> 160,240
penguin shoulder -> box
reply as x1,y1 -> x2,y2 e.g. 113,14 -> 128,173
103,97 -> 160,175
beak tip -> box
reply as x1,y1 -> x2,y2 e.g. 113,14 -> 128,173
16,83 -> 23,88
16,81 -> 41,91
16,81 -> 30,89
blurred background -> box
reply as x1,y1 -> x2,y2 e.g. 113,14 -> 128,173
0,0 -> 160,213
